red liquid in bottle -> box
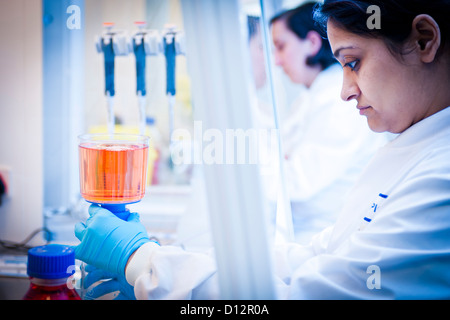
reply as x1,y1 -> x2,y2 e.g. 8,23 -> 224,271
79,142 -> 148,204
23,279 -> 81,300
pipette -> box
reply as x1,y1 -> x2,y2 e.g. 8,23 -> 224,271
131,21 -> 162,135
162,25 -> 185,168
95,22 -> 129,134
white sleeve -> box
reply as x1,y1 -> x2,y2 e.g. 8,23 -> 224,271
125,226 -> 332,300
126,242 -> 220,300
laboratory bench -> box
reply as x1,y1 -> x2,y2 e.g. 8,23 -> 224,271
0,249 -> 29,300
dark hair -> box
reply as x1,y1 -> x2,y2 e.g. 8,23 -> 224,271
247,15 -> 260,42
313,0 -> 450,58
270,1 -> 337,70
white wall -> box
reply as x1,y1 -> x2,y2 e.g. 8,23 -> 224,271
0,0 -> 44,244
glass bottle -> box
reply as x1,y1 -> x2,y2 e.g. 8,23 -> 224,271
23,244 -> 81,300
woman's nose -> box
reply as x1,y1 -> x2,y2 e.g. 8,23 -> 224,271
273,51 -> 282,66
340,73 -> 360,102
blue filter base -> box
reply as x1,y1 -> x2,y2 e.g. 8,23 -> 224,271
101,203 -> 129,220
87,202 -> 137,220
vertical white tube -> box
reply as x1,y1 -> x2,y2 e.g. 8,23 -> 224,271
106,92 -> 114,135
168,93 -> 175,142
259,0 -> 295,243
138,92 -> 146,135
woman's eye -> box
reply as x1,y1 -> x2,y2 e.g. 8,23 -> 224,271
344,60 -> 359,71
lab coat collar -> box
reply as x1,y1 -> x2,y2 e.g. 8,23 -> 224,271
388,106 -> 450,149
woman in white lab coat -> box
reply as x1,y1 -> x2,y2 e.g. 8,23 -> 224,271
268,2 -> 388,243
75,0 -> 450,299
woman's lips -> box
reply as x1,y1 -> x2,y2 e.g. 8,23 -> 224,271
357,105 -> 372,116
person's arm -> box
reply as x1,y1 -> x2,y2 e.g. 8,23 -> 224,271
125,242 -> 220,299
125,227 -> 331,299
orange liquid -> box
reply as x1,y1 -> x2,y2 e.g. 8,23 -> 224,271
79,142 -> 148,204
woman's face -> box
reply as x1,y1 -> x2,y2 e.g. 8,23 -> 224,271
327,20 -> 438,133
271,19 -> 312,84
249,27 -> 267,89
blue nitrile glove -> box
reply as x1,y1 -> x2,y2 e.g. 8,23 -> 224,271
74,204 -> 149,277
83,264 -> 136,300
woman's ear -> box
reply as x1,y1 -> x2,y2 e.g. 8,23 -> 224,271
410,14 -> 441,63
306,30 -> 322,57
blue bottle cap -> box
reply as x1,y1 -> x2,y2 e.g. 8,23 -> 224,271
27,244 -> 75,279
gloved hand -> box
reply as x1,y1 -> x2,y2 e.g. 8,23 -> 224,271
83,265 -> 136,300
74,204 -> 149,277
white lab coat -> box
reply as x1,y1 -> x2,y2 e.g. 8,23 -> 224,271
127,106 -> 450,300
261,64 -> 389,243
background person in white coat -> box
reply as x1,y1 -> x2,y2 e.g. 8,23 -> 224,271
74,0 -> 450,299
268,2 -> 387,243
